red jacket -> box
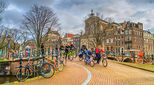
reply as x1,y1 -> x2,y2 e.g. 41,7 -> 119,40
96,48 -> 104,55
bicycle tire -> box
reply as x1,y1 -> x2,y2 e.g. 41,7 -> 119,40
102,59 -> 108,67
79,56 -> 83,61
69,55 -> 73,61
57,61 -> 64,72
90,61 -> 95,67
40,63 -> 55,78
16,67 -> 29,82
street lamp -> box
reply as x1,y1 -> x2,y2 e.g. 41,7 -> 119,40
7,35 -> 11,60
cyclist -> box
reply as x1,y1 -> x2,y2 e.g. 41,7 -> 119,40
96,45 -> 104,64
70,42 -> 75,51
59,43 -> 65,53
86,49 -> 93,63
59,43 -> 65,60
65,43 -> 70,61
81,43 -> 88,57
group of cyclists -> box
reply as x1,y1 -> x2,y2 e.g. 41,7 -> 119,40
50,42 -> 107,67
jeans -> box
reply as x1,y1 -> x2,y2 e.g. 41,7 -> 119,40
96,53 -> 101,64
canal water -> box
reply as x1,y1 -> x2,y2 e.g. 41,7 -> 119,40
0,76 -> 17,84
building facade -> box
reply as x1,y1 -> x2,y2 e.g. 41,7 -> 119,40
43,29 -> 61,55
84,11 -> 146,57
143,30 -> 154,57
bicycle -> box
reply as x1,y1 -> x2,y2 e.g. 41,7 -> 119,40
101,53 -> 108,67
15,52 -> 30,82
79,50 -> 87,61
60,50 -> 66,65
16,53 -> 54,82
69,50 -> 76,61
47,56 -> 64,72
84,55 -> 95,67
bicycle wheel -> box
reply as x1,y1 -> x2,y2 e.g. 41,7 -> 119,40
90,61 -> 95,67
102,58 -> 108,67
69,55 -> 73,61
72,51 -> 76,58
57,61 -> 64,72
79,56 -> 83,61
16,67 -> 29,82
40,63 -> 55,78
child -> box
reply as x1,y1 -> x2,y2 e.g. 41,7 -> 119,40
86,49 -> 93,63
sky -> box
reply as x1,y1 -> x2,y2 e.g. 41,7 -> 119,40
1,0 -> 154,34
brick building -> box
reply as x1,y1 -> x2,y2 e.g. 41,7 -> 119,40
121,21 -> 144,57
83,10 -> 107,49
143,30 -> 154,57
62,33 -> 75,45
84,11 -> 145,57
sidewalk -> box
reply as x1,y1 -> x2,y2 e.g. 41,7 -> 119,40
119,62 -> 154,72
15,62 -> 88,85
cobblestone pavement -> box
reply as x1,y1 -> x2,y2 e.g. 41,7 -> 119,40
17,58 -> 154,85
17,61 -> 88,85
74,59 -> 154,85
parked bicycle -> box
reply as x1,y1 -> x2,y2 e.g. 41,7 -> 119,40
16,53 -> 54,82
46,56 -> 64,72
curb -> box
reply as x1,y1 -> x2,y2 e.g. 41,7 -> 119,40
71,62 -> 91,85
3,70 -> 59,85
119,63 -> 154,73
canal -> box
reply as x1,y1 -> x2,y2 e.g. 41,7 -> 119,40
0,76 -> 17,84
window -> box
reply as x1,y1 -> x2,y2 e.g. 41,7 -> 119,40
118,31 -> 120,34
128,36 -> 131,41
106,32 -> 109,36
125,30 -> 128,34
134,37 -> 136,42
122,41 -> 124,45
106,39 -> 109,43
111,38 -> 113,43
107,47 -> 109,51
119,41 -> 120,46
115,41 -> 117,46
129,30 -> 132,34
121,35 -> 123,38
111,46 -> 113,51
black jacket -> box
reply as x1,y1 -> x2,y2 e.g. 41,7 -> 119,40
81,45 -> 87,51
65,46 -> 70,53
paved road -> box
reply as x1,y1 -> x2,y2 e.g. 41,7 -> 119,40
17,61 -> 88,85
17,58 -> 154,85
75,59 -> 154,85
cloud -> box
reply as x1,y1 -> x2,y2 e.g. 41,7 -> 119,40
1,0 -> 154,34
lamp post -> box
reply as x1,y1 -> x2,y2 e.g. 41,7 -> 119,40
7,35 -> 11,60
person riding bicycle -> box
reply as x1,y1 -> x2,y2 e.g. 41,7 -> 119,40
96,45 -> 104,64
59,43 -> 65,55
81,43 -> 88,57
65,43 -> 70,60
86,49 -> 93,61
70,42 -> 75,52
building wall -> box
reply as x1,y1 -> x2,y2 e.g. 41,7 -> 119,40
143,31 -> 154,57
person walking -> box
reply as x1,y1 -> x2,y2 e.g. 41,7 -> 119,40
41,43 -> 45,56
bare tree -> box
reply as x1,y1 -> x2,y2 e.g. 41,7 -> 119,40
23,4 -> 59,55
8,29 -> 22,51
84,13 -> 114,48
0,26 -> 9,49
